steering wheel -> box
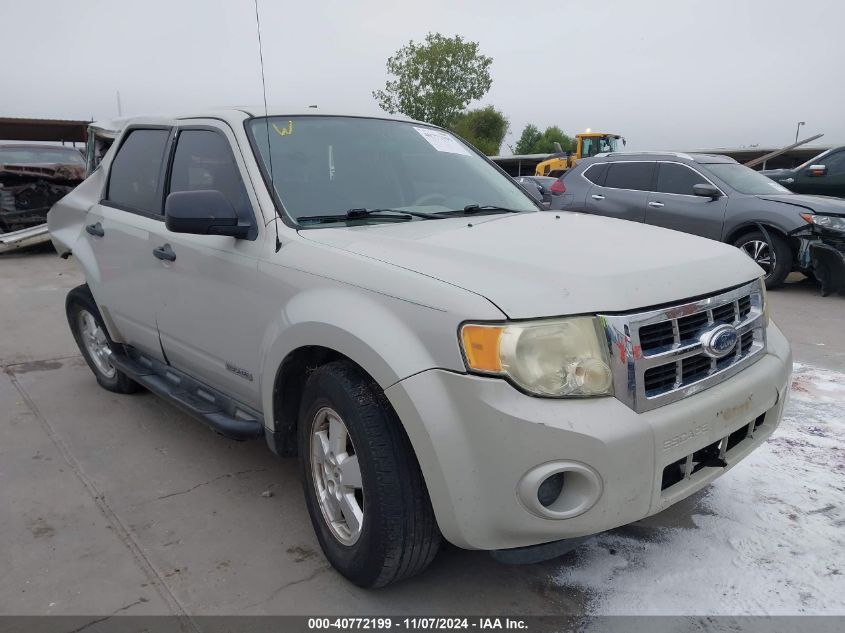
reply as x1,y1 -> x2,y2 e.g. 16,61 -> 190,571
411,193 -> 448,207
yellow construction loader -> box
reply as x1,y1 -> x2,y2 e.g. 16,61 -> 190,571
535,131 -> 626,177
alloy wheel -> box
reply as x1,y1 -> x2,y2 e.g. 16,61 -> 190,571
310,406 -> 364,545
78,309 -> 116,378
740,239 -> 775,276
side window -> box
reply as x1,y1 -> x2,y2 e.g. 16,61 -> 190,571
106,129 -> 170,213
603,162 -> 654,191
168,129 -> 252,221
655,163 -> 708,195
583,162 -> 608,185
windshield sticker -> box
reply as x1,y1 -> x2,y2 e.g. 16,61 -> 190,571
273,120 -> 294,137
414,127 -> 471,156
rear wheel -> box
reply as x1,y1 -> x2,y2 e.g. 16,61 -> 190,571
298,360 -> 440,587
66,285 -> 140,394
732,229 -> 792,289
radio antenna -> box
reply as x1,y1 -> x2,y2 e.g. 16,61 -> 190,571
253,0 -> 281,252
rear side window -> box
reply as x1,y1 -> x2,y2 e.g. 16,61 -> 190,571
655,163 -> 707,195
603,162 -> 654,191
582,162 -> 608,185
106,129 -> 170,213
168,130 -> 252,221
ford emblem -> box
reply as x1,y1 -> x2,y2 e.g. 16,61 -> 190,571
699,324 -> 739,359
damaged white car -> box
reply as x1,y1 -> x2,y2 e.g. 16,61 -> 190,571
48,109 -> 792,587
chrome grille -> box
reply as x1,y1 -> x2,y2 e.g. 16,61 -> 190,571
599,280 -> 767,413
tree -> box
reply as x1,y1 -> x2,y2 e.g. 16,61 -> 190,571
373,33 -> 493,128
513,124 -> 576,154
514,124 -> 542,154
450,106 -> 509,155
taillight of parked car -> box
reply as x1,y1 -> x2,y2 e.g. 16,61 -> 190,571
550,180 -> 566,194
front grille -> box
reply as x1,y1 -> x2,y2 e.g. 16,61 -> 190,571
600,280 -> 767,413
661,413 -> 766,492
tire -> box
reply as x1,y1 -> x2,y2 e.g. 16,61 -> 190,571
298,360 -> 441,587
66,285 -> 140,394
732,229 -> 792,289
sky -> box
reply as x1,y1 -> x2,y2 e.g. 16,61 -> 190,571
3,0 -> 844,153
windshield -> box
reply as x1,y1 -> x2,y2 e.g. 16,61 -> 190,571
580,135 -> 620,158
706,163 -> 792,195
247,116 -> 538,224
0,146 -> 84,165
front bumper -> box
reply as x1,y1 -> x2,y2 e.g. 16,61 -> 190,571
385,323 -> 792,550
809,240 -> 845,295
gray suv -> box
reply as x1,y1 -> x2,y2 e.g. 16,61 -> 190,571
555,152 -> 845,288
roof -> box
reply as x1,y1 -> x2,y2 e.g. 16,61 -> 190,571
0,117 -> 89,143
592,151 -> 737,164
0,142 -> 83,151
108,108 -> 423,128
489,153 -> 552,161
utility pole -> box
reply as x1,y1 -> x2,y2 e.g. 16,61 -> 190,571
116,91 -> 123,117
795,121 -> 805,143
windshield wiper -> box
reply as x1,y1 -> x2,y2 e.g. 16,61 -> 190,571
297,208 -> 443,224
436,204 -> 525,216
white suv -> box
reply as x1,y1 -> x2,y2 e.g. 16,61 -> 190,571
49,109 -> 792,587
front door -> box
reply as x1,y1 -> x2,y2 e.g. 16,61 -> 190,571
148,123 -> 266,408
84,127 -> 172,360
792,150 -> 845,198
645,162 -> 728,241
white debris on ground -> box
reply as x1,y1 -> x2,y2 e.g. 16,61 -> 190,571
555,363 -> 845,615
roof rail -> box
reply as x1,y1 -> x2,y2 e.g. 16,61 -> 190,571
594,151 -> 695,160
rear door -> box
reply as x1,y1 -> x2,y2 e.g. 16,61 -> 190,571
645,162 -> 727,240
84,127 -> 172,359
148,123 -> 266,407
585,161 -> 654,222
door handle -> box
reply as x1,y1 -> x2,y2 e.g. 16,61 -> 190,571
152,244 -> 176,262
85,222 -> 104,237
591,194 -> 605,200
648,201 -> 664,208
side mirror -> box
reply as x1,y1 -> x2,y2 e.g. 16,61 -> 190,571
807,164 -> 827,177
693,183 -> 722,200
164,190 -> 249,238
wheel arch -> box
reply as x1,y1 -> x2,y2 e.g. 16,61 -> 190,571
257,286 -> 468,455
725,220 -> 790,246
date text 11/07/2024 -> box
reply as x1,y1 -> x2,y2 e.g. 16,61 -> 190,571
307,617 -> 528,630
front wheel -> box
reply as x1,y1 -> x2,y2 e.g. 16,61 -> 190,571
732,229 -> 792,289
298,361 -> 441,587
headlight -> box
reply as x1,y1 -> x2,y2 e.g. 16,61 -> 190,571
459,317 -> 613,397
760,279 -> 770,327
801,212 -> 845,233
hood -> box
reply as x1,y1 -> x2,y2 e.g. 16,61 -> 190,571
759,168 -> 794,178
756,194 -> 845,217
299,212 -> 762,318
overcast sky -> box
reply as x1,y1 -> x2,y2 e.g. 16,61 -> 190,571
4,0 -> 844,152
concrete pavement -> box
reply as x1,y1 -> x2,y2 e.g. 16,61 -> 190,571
1,249 -> 841,617
1,250 -> 580,617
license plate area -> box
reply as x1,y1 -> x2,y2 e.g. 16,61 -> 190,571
660,413 -> 766,493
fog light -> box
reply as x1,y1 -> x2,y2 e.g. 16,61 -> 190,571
537,472 -> 565,507
517,461 -> 602,519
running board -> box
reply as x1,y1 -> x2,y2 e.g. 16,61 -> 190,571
110,348 -> 264,441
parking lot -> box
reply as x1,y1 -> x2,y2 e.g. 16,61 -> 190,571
2,248 -> 843,618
